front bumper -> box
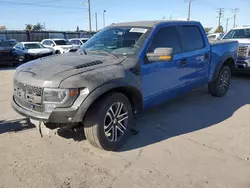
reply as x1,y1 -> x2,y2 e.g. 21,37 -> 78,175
235,59 -> 250,72
12,96 -> 80,124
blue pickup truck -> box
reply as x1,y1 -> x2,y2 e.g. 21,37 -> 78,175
12,21 -> 238,150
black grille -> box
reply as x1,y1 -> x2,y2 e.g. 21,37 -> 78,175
13,79 -> 43,112
14,96 -> 44,112
75,60 -> 103,69
238,46 -> 249,58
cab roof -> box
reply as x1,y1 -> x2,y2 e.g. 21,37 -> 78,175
108,20 -> 200,28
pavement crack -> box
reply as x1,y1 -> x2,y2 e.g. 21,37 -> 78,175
109,149 -> 143,188
180,136 -> 245,161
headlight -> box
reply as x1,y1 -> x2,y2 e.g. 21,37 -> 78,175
43,88 -> 80,113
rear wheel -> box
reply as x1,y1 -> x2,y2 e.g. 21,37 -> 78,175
55,50 -> 61,54
209,65 -> 231,97
84,92 -> 133,150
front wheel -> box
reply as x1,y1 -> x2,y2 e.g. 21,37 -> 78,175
209,65 -> 231,97
84,93 -> 133,151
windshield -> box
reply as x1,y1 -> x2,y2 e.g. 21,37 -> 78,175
24,43 -> 44,49
54,40 -> 71,45
0,41 -> 17,47
81,27 -> 150,56
223,29 -> 250,39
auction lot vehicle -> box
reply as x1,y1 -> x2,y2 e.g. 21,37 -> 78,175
12,21 -> 238,150
41,39 -> 73,54
222,26 -> 250,73
69,38 -> 89,48
0,40 -> 23,66
207,33 -> 224,41
14,42 -> 53,62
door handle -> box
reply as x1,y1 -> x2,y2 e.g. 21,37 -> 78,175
204,53 -> 209,60
180,59 -> 187,67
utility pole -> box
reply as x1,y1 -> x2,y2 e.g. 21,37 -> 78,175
233,8 -> 239,28
217,8 -> 224,32
95,12 -> 98,31
88,0 -> 92,32
225,18 -> 229,33
103,10 -> 106,28
186,0 -> 193,21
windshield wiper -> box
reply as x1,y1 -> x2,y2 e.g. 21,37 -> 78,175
89,50 -> 118,58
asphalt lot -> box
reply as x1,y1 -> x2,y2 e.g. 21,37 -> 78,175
0,67 -> 250,188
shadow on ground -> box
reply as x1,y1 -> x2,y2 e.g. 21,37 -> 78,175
0,64 -> 18,71
118,75 -> 250,151
57,127 -> 86,142
0,118 -> 35,134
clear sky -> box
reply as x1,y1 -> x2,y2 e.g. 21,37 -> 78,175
0,0 -> 249,32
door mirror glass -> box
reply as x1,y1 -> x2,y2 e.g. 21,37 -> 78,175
146,48 -> 173,62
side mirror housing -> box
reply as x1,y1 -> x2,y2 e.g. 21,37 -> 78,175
51,44 -> 55,47
146,48 -> 173,62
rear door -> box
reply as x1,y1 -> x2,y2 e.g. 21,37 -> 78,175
177,24 -> 210,86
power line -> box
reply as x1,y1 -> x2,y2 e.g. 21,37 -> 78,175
0,0 -> 87,10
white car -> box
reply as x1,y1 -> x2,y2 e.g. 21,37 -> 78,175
14,42 -> 53,62
69,38 -> 89,48
41,39 -> 74,54
207,33 -> 224,41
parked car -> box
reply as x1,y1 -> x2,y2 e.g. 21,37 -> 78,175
0,40 -> 23,66
207,33 -> 224,40
41,39 -> 73,54
14,42 -> 53,62
222,26 -> 250,73
12,21 -> 238,151
69,38 -> 89,48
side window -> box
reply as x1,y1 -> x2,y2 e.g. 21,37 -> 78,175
42,40 -> 48,45
178,25 -> 205,52
148,26 -> 182,54
77,40 -> 82,45
70,40 -> 75,45
47,40 -> 53,45
15,43 -> 23,49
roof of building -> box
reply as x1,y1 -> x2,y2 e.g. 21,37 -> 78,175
108,20 -> 199,28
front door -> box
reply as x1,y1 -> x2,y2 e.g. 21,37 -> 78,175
141,25 -> 185,108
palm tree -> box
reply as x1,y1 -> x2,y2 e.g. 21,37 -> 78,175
32,23 -> 44,31
25,24 -> 33,31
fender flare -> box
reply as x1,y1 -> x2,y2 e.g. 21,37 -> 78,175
73,79 -> 143,122
211,53 -> 235,82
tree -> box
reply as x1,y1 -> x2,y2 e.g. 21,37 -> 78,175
204,27 -> 212,34
215,25 -> 224,33
25,24 -> 33,31
32,23 -> 44,31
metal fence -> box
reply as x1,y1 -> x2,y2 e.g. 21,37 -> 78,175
0,30 -> 95,42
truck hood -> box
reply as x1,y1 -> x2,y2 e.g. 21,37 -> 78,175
15,52 -> 124,88
225,38 -> 250,45
27,48 -> 52,54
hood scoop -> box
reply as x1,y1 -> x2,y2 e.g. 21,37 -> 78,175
75,60 -> 103,69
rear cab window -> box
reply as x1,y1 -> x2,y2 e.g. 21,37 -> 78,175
178,25 -> 205,52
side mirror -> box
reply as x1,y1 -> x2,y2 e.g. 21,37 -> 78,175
51,44 -> 55,47
146,48 -> 173,62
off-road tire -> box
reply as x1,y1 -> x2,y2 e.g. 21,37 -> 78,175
84,92 -> 133,151
209,65 -> 231,97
